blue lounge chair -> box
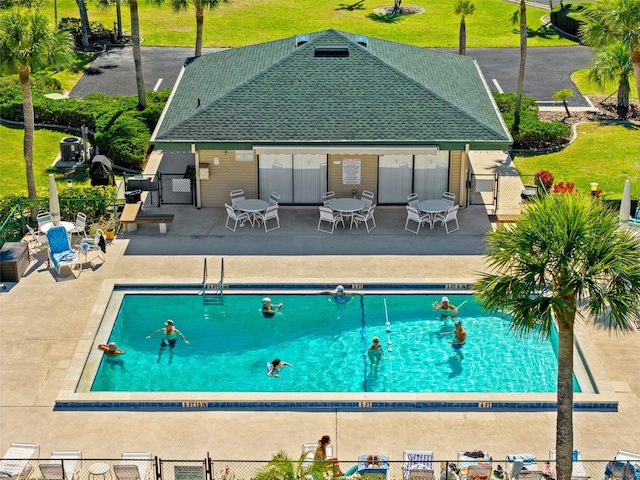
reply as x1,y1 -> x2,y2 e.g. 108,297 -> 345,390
46,225 -> 81,280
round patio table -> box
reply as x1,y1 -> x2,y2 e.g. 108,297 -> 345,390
330,198 -> 366,228
418,199 -> 450,230
39,221 -> 75,234
235,199 -> 269,227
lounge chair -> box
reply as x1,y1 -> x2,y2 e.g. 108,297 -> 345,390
457,451 -> 490,480
302,443 -> 333,458
615,451 -> 640,462
174,465 -> 205,480
358,454 -> 389,480
605,461 -> 636,480
402,451 -> 434,480
506,454 -> 543,480
114,452 -> 152,480
549,449 -> 588,479
46,225 -> 81,280
40,450 -> 82,480
0,442 -> 39,480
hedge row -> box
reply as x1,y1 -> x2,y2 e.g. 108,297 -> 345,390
494,93 -> 572,150
0,82 -> 170,170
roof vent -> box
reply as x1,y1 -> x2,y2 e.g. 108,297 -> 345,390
355,35 -> 369,47
314,46 -> 349,57
295,34 -> 310,47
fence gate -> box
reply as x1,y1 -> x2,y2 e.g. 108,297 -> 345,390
466,172 -> 498,210
159,168 -> 196,205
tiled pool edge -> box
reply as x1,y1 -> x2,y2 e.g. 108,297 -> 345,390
58,280 -> 619,413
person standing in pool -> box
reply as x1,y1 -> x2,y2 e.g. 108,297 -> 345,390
441,320 -> 467,359
146,319 -> 189,364
433,296 -> 458,319
368,336 -> 384,366
320,285 -> 351,304
261,297 -> 282,318
98,342 -> 126,371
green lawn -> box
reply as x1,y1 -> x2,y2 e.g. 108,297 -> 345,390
43,0 -> 575,48
0,123 -> 92,198
572,69 -> 639,101
513,123 -> 640,200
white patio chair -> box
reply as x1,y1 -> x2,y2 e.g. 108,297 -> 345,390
318,206 -> 344,234
351,205 -> 376,232
230,189 -> 245,208
405,206 -> 430,234
79,231 -> 106,268
69,212 -> 88,241
37,212 -> 52,232
433,205 -> 459,234
442,192 -> 456,206
26,224 -> 48,254
407,193 -> 420,211
322,191 -> 336,207
361,190 -> 375,209
116,452 -> 152,480
225,203 -> 249,232
269,191 -> 280,206
256,204 -> 280,232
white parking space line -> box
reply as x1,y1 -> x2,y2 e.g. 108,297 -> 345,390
153,78 -> 163,91
492,79 -> 503,94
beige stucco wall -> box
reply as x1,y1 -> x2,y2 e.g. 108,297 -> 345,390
199,150 -> 258,208
328,154 -> 378,198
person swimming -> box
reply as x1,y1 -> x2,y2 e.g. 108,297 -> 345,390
261,297 -> 283,318
368,336 -> 384,365
433,296 -> 458,319
267,358 -> 293,378
98,342 -> 126,370
440,320 -> 467,359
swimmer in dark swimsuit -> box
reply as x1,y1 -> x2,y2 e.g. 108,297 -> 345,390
262,297 -> 282,318
440,320 -> 467,359
98,342 -> 126,371
146,319 -> 189,364
320,285 -> 350,304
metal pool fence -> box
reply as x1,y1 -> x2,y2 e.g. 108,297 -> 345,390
4,456 -> 635,480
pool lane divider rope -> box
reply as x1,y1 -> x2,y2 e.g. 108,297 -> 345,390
360,294 -> 369,392
384,298 -> 393,388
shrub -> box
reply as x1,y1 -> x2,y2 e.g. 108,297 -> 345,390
536,170 -> 554,191
58,18 -> 114,49
94,112 -> 150,170
550,3 -> 588,38
493,92 -> 538,114
553,182 -> 576,194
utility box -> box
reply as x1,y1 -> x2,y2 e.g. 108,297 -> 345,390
60,137 -> 82,162
199,163 -> 210,179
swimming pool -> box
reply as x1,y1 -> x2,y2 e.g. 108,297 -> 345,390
89,292 -> 575,394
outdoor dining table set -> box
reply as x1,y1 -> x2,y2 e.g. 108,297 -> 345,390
405,192 -> 459,234
226,190 -> 281,232
318,190 -> 377,234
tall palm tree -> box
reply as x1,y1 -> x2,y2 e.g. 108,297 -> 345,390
454,0 -> 475,56
581,0 -> 640,105
0,8 -> 74,201
152,0 -> 230,58
510,0 -> 527,132
474,194 -> 640,480
588,41 -> 634,110
130,0 -> 146,109
76,0 -> 91,49
96,0 -> 123,41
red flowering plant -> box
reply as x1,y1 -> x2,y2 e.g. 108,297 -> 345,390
553,182 -> 576,194
535,170 -> 554,192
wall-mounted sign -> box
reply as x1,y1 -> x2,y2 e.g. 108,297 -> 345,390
235,151 -> 254,161
342,158 -> 361,184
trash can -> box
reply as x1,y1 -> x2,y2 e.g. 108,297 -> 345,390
125,190 -> 142,203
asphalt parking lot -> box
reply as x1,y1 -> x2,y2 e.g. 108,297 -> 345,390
71,45 -> 593,106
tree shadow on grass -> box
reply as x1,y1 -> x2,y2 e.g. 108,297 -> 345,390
367,12 -> 404,23
510,24 -> 559,39
336,0 -> 365,11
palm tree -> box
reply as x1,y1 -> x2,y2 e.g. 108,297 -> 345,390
152,0 -> 230,58
580,0 -> 640,104
96,0 -> 123,40
253,450 -> 328,480
76,0 -> 91,49
552,88 -> 573,117
130,0 -> 146,109
0,8 -> 74,202
474,194 -> 640,480
454,0 -> 475,56
588,41 -> 634,111
510,0 -> 527,132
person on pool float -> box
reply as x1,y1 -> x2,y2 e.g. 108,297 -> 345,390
368,336 -> 384,366
98,342 -> 126,370
314,435 -> 343,477
146,319 -> 189,364
433,296 -> 458,319
441,320 -> 467,359
261,297 -> 283,318
267,358 -> 293,378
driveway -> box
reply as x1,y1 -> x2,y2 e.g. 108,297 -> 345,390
71,45 -> 593,106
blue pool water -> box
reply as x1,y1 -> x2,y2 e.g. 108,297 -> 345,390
92,293 -> 573,393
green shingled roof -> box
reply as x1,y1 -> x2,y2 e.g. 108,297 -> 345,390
153,29 -> 512,147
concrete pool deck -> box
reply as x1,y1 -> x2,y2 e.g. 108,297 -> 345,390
1,222 -> 639,461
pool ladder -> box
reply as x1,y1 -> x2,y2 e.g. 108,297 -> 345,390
202,257 -> 224,305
